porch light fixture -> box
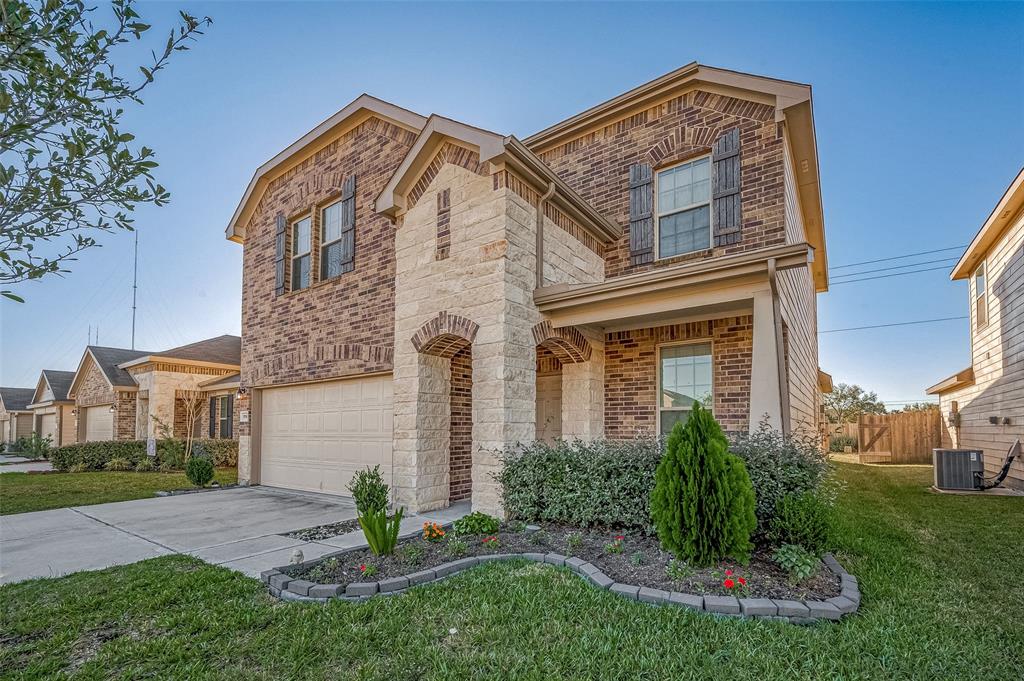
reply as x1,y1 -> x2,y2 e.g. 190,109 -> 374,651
237,386 -> 247,397
109,404 -> 117,413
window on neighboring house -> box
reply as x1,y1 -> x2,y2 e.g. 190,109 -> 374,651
658,342 -> 713,435
291,216 -> 311,291
974,261 -> 988,330
656,156 -> 712,259
320,200 -> 343,280
218,395 -> 230,439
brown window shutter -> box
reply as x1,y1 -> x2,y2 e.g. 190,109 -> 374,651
712,128 -> 741,247
208,397 -> 216,438
338,175 -> 356,274
628,163 -> 654,266
225,394 -> 234,439
273,214 -> 287,295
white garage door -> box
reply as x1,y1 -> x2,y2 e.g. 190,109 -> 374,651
39,413 -> 57,444
260,375 -> 393,496
84,405 -> 113,442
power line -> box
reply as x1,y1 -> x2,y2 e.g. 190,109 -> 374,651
829,245 -> 966,271
819,316 -> 967,334
829,265 -> 953,285
831,257 -> 958,280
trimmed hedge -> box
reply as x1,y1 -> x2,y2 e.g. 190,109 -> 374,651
498,438 -> 663,531
51,438 -> 239,472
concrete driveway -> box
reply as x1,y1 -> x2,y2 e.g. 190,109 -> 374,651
0,486 -> 361,584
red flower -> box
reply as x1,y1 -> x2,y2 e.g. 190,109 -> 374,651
724,579 -> 735,589
359,564 -> 367,572
725,569 -> 733,576
614,535 -> 624,541
738,577 -> 746,586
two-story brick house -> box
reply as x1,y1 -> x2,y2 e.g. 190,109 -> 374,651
227,63 -> 828,515
927,167 -> 1024,489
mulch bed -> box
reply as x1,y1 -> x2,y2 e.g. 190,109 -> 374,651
284,523 -> 840,600
283,518 -> 362,541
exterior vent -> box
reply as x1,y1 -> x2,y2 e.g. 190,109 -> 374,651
933,449 -> 985,490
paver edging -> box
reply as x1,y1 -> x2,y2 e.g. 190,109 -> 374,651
265,548 -> 860,623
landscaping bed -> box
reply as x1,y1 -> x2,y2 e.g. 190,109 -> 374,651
284,523 -> 840,601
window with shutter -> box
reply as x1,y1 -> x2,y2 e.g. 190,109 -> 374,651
273,214 -> 287,296
291,216 -> 312,291
218,395 -> 231,439
628,163 -> 654,265
712,128 -> 741,247
208,397 -> 216,438
655,156 -> 712,258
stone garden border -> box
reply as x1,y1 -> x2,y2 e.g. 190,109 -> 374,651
261,539 -> 860,624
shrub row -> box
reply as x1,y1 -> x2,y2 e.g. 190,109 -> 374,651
499,422 -> 832,540
51,438 -> 238,472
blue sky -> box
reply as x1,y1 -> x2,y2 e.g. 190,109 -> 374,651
1,1 -> 1022,408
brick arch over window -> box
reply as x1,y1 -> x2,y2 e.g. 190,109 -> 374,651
646,125 -> 722,166
411,311 -> 479,358
532,320 -> 592,364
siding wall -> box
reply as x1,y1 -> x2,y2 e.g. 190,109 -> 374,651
777,139 -> 821,436
938,208 -> 1024,488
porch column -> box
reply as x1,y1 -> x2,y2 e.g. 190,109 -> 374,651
393,353 -> 451,513
561,333 -> 605,439
750,289 -> 783,431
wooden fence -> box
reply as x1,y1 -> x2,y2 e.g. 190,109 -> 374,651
857,410 -> 942,464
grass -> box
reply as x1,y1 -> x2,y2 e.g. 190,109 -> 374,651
1,464 -> 1022,680
0,469 -> 237,515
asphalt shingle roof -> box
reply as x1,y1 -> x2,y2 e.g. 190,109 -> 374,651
41,370 -> 75,401
87,346 -> 152,388
157,335 -> 241,366
0,387 -> 36,412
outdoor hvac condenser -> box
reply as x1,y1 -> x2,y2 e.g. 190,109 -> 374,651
933,449 -> 985,490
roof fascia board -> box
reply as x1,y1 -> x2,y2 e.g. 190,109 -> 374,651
227,95 -> 427,243
926,367 -> 975,395
951,168 -> 1024,280
782,99 -> 828,291
119,356 -> 241,372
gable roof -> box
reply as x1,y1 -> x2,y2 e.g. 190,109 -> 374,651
0,387 -> 35,413
119,334 -> 241,369
523,62 -> 827,292
87,346 -> 152,388
31,370 -> 76,405
951,167 -> 1024,280
375,114 -> 620,244
226,94 -> 427,243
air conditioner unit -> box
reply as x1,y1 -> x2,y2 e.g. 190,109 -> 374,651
933,449 -> 985,490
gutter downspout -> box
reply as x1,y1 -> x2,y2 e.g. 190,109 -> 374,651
767,258 -> 792,435
535,182 -> 556,289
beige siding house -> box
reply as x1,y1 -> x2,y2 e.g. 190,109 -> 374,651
0,387 -> 35,445
927,167 -> 1024,489
228,63 -> 831,515
27,370 -> 77,447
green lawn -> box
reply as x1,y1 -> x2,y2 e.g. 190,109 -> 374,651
1,464 -> 1022,680
0,469 -> 237,515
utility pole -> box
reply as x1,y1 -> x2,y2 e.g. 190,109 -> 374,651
131,229 -> 139,349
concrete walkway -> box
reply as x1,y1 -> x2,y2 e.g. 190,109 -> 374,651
0,486 -> 469,584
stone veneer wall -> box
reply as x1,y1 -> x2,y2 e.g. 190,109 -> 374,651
604,316 -> 753,437
449,346 -> 473,501
532,90 -> 786,280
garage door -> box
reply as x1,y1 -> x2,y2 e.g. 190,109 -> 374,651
39,413 -> 57,444
84,405 -> 113,442
260,375 -> 393,495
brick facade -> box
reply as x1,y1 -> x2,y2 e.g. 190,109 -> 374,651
603,316 -> 753,437
448,345 -> 472,501
241,117 -> 418,389
533,91 -> 785,279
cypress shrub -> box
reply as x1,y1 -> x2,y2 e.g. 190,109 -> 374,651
650,403 -> 757,565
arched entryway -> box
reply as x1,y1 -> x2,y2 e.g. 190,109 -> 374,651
533,321 -> 599,442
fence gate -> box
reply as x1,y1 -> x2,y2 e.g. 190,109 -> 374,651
857,410 -> 942,464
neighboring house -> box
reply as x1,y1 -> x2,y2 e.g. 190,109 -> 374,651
66,335 -> 242,445
27,370 -> 77,447
227,63 -> 829,514
927,167 -> 1024,489
0,387 -> 35,445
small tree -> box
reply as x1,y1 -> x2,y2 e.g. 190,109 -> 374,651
823,383 -> 887,426
650,403 -> 757,566
176,389 -> 204,460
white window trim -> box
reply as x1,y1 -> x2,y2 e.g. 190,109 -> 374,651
320,199 -> 343,280
290,215 -> 312,291
654,155 -> 713,261
974,260 -> 988,330
657,339 -> 715,435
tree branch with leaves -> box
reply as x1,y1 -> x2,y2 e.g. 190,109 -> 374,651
0,0 -> 211,301
823,382 -> 887,426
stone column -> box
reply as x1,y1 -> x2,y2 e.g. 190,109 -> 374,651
750,289 -> 783,431
561,334 -> 605,440
393,353 -> 452,513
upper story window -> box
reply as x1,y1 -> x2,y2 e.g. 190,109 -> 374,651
974,261 -> 988,330
656,156 -> 711,259
291,216 -> 311,291
321,200 -> 343,280
659,342 -> 713,435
